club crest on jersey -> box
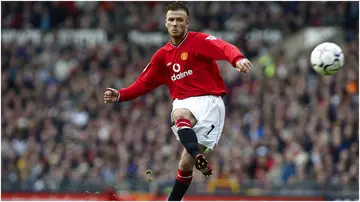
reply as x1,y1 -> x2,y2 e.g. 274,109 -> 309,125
181,52 -> 188,60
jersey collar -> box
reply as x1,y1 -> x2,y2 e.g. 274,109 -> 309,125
170,31 -> 188,48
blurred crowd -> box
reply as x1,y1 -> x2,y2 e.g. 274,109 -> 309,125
1,1 -> 359,193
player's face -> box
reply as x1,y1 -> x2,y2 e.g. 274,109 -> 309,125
165,10 -> 189,38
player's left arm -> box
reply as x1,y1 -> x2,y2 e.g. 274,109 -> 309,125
196,33 -> 252,73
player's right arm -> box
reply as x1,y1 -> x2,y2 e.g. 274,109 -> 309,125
104,50 -> 165,103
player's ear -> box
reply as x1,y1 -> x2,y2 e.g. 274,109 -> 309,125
165,17 -> 168,28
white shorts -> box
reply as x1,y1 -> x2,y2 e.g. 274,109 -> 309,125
170,95 -> 225,150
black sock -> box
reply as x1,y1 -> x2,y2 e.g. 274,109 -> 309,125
178,128 -> 200,159
168,179 -> 190,201
168,169 -> 192,201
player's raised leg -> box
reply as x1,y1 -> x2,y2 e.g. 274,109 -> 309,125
171,108 -> 212,174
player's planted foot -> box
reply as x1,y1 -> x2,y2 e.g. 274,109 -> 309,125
195,154 -> 213,177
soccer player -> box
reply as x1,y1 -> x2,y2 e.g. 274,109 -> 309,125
103,2 -> 252,200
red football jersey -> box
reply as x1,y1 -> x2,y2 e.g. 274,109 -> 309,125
118,31 -> 245,101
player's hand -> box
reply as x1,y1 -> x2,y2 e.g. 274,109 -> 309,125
104,87 -> 119,103
236,58 -> 253,73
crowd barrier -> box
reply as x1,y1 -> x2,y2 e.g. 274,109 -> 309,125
1,192 -> 324,201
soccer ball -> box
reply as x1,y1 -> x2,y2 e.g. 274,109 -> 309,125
310,42 -> 344,75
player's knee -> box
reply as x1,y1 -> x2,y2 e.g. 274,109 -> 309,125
179,154 -> 195,171
172,109 -> 196,127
